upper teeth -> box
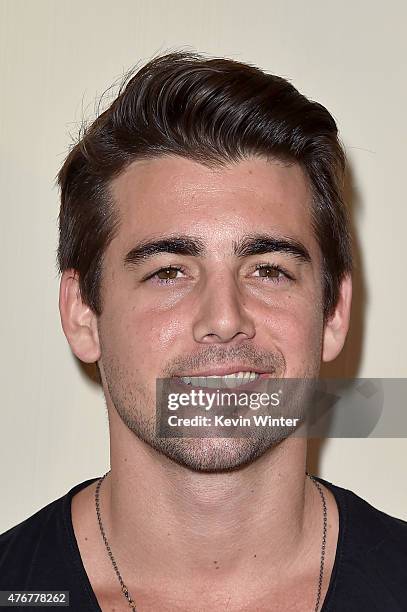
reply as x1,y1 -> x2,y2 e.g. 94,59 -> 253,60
179,372 -> 260,388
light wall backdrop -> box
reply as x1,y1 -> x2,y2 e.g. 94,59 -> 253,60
1,0 -> 406,532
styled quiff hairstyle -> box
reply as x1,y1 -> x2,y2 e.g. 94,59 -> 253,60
57,51 -> 352,320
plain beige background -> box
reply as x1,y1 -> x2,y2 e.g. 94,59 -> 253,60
0,0 -> 406,533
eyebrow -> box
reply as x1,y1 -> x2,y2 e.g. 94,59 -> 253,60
123,236 -> 205,267
234,234 -> 311,262
123,233 -> 311,268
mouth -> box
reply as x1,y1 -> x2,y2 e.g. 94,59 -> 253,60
173,370 -> 271,390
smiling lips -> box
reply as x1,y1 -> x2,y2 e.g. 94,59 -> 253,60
176,371 -> 271,389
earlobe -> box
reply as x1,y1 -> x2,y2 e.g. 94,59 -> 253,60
59,269 -> 101,363
322,274 -> 353,363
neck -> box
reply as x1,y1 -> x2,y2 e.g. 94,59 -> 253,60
99,407 -> 319,595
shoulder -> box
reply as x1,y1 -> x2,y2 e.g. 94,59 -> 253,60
318,476 -> 407,611
0,478 -> 98,589
322,476 -> 407,552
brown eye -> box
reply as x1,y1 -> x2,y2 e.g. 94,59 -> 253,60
257,266 -> 280,278
253,264 -> 292,284
156,267 -> 179,280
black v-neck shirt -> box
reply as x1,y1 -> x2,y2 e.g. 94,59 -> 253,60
1,475 -> 407,611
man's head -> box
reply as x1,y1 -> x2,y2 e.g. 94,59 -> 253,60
57,52 -> 352,471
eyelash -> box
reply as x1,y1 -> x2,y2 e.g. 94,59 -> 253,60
144,266 -> 187,285
253,263 -> 293,283
144,263 -> 293,286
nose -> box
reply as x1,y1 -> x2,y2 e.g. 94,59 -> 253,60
192,273 -> 256,344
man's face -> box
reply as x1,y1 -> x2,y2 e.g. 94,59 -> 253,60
96,155 -> 325,471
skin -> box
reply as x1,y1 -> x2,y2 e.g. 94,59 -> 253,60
60,155 -> 352,611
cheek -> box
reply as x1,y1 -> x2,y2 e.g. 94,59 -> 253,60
103,302 -> 187,367
262,301 -> 324,372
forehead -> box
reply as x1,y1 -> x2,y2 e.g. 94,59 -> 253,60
108,155 -> 317,256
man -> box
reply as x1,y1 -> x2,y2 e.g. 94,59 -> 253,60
1,51 -> 406,612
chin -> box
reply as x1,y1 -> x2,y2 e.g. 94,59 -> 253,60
151,434 -> 289,473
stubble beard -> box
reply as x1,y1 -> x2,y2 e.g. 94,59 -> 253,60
100,344 -> 318,473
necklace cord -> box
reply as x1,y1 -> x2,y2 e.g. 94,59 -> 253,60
95,471 -> 327,612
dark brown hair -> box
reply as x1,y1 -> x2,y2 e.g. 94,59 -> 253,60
57,51 -> 352,320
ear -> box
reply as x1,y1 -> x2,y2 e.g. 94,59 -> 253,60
59,269 -> 101,363
322,273 -> 352,362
